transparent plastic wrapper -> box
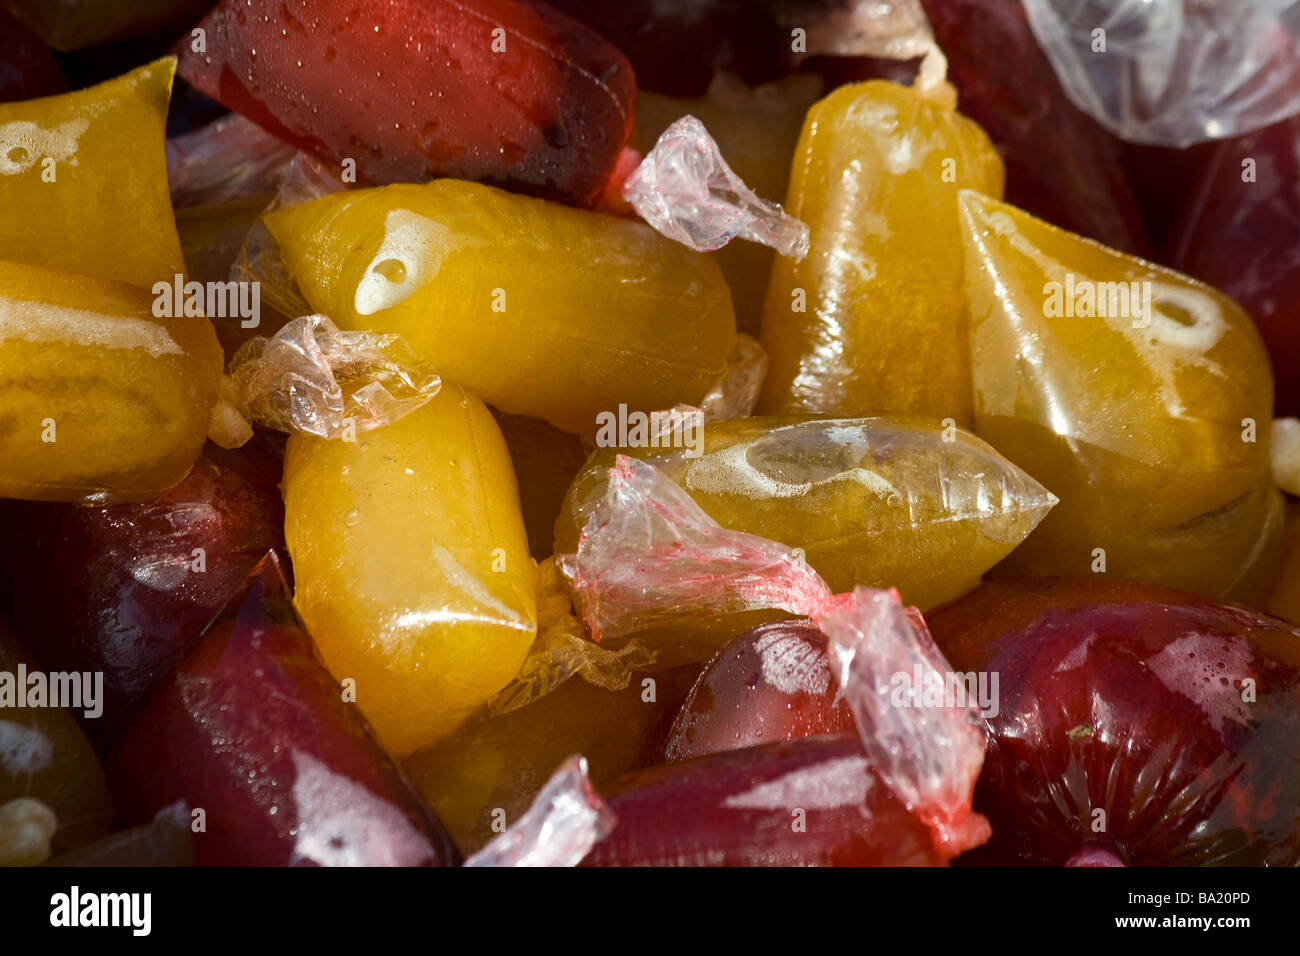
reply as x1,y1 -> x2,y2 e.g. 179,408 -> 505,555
487,559 -> 657,716
698,333 -> 767,421
232,153 -> 346,324
559,457 -> 837,642
631,74 -> 824,337
0,58 -> 184,290
212,314 -> 441,448
1022,0 -> 1300,146
464,756 -> 615,867
916,0 -> 1150,256
564,466 -> 991,864
557,417 -> 1058,613
758,64 -> 1002,424
820,588 -> 989,855
958,189 -> 1278,599
263,177 -> 737,439
927,577 -> 1300,865
166,113 -> 298,209
623,115 -> 810,258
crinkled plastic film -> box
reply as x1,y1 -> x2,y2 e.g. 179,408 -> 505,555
623,115 -> 810,258
820,587 -> 990,856
463,756 -> 615,867
557,456 -> 835,642
698,333 -> 768,421
1022,0 -> 1300,146
216,314 -> 440,444
559,457 -> 988,857
487,559 -> 657,716
231,154 -> 345,322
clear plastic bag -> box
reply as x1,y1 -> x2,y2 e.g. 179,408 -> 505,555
1022,0 -> 1300,146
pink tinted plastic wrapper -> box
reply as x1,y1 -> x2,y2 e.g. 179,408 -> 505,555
166,113 -> 298,209
464,756 -> 615,867
820,586 -> 990,856
556,456 -> 837,642
1023,0 -> 1300,146
623,115 -> 810,258
213,314 -> 441,446
558,455 -> 989,854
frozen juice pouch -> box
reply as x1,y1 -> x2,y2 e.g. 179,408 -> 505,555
0,58 -> 184,289
958,190 -> 1277,597
557,416 -> 1056,612
265,179 -> 737,437
283,383 -> 537,757
176,0 -> 635,206
759,77 -> 1004,423
0,259 -> 221,503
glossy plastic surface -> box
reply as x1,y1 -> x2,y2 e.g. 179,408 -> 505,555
759,79 -> 1004,423
0,58 -> 184,289
632,74 -> 823,336
176,0 -> 635,206
109,554 -> 459,867
283,384 -> 536,757
0,258 -> 222,503
265,179 -> 737,437
558,417 -> 1057,610
928,577 -> 1300,866
960,190 -> 1276,597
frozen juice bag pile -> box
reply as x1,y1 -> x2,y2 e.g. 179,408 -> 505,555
0,0 -> 1298,869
